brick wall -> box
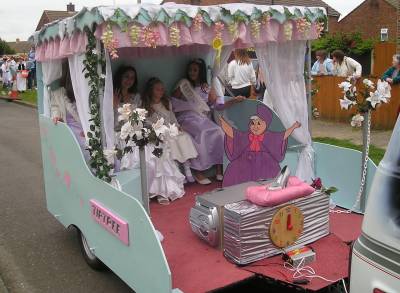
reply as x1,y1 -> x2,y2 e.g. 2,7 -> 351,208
330,0 -> 397,41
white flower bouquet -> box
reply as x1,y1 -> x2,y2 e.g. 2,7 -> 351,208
338,78 -> 391,127
116,104 -> 178,158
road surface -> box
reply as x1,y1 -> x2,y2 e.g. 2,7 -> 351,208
0,100 -> 133,293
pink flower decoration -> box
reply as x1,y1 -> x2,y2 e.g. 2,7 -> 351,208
64,171 -> 71,190
214,21 -> 225,40
311,177 -> 322,190
141,26 -> 160,48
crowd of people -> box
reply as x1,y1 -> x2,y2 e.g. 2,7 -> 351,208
311,49 -> 362,79
0,46 -> 36,92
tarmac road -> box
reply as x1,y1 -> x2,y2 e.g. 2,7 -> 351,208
0,100 -> 133,293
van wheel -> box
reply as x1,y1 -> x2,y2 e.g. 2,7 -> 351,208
77,230 -> 106,271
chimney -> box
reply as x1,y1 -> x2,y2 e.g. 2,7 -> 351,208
16,38 -> 20,43
67,2 -> 75,12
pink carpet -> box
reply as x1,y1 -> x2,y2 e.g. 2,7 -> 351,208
151,184 -> 363,292
329,208 -> 364,243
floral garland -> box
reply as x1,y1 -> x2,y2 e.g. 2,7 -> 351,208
295,18 -> 311,38
129,24 -> 141,46
101,24 -> 119,59
192,13 -> 203,32
140,25 -> 160,48
283,21 -> 293,41
261,13 -> 271,26
169,23 -> 181,47
116,104 -> 179,159
338,78 -> 391,127
84,27 -> 113,182
250,19 -> 261,40
228,22 -> 239,41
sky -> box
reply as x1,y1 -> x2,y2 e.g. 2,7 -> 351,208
0,0 -> 364,42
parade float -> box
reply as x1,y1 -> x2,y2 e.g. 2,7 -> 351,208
30,3 -> 396,292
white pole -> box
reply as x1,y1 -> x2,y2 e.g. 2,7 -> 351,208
306,41 -> 312,134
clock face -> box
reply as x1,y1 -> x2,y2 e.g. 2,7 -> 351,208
269,205 -> 304,248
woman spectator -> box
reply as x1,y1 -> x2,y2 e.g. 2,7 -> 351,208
332,50 -> 362,79
382,54 -> 400,85
311,50 -> 333,76
227,49 -> 256,98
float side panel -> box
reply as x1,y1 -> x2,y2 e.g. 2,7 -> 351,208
38,116 -> 172,293
314,142 -> 377,213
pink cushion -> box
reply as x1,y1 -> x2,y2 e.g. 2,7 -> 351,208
245,177 -> 315,207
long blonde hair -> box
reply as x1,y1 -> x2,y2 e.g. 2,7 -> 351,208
234,49 -> 251,65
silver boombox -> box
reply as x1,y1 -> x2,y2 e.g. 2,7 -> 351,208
189,181 -> 261,250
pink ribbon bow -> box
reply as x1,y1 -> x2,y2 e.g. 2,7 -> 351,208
248,133 -> 265,152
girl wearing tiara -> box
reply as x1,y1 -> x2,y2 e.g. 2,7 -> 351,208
142,77 -> 198,183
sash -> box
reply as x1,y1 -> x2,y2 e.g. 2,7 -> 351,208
176,79 -> 210,116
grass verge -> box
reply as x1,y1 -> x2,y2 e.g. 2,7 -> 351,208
18,89 -> 37,105
314,137 -> 385,165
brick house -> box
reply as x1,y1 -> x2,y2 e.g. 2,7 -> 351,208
330,0 -> 398,42
35,2 -> 77,31
166,0 -> 341,31
7,39 -> 32,55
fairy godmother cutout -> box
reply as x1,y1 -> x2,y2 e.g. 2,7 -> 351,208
219,104 -> 301,187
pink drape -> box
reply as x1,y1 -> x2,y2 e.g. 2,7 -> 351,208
36,32 -> 88,62
36,21 -> 319,61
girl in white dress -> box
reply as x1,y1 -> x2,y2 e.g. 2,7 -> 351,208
16,57 -> 27,92
141,77 -> 198,182
113,67 -> 185,205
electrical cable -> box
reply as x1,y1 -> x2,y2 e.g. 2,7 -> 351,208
283,257 -> 336,283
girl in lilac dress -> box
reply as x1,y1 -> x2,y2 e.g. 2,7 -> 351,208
172,59 -> 244,184
50,63 -> 88,161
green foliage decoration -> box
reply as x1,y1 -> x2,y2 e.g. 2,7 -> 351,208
83,27 -> 113,183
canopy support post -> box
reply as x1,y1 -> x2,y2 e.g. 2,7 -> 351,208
139,149 -> 150,216
306,41 -> 312,135
96,40 -> 107,148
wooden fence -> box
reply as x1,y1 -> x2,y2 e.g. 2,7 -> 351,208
313,76 -> 400,130
372,42 -> 396,77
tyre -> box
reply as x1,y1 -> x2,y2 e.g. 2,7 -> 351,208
77,229 -> 106,271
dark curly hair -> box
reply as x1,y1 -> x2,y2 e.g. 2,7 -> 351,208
113,65 -> 138,102
186,58 -> 208,87
141,77 -> 170,115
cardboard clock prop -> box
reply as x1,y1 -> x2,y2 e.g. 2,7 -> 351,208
218,102 -> 301,187
270,205 -> 304,248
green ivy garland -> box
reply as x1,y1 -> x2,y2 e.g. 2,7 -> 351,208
83,27 -> 113,183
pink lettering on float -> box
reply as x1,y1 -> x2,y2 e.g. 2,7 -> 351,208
89,200 -> 129,246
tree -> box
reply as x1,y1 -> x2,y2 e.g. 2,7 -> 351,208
0,38 -> 16,55
312,31 -> 375,56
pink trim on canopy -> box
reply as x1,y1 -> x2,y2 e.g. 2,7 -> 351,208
116,44 -> 211,59
36,20 -> 319,61
36,32 -> 88,62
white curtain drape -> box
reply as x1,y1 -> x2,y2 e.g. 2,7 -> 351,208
211,45 -> 234,98
103,52 -> 115,149
68,54 -> 90,136
41,60 -> 62,117
256,41 -> 314,182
